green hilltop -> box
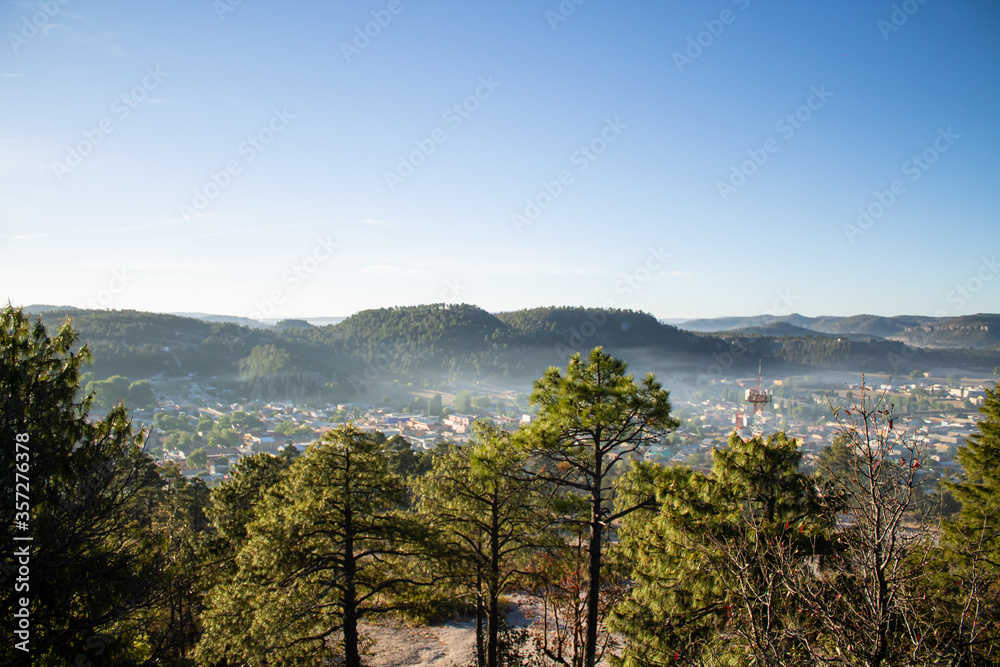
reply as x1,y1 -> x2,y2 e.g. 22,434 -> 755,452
24,304 -> 1000,402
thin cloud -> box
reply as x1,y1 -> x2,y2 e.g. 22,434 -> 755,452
72,259 -> 246,271
545,267 -> 600,276
361,265 -> 401,275
64,29 -> 128,45
102,210 -> 238,233
51,67 -> 90,75
356,217 -> 393,228
40,23 -> 70,35
266,221 -> 332,230
3,232 -> 57,241
107,43 -> 142,63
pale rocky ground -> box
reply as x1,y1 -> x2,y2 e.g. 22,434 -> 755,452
360,619 -> 478,667
359,598 -> 536,667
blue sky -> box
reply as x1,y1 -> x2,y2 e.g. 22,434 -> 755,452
2,0 -> 998,321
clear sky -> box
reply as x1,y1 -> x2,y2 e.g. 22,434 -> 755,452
2,0 -> 998,321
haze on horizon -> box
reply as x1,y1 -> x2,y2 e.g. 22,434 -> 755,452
2,0 -> 998,321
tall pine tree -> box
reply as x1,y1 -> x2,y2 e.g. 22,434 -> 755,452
521,347 -> 678,667
415,422 -> 551,667
611,432 -> 826,667
939,384 -> 1000,662
196,425 -> 425,666
1,306 -> 165,664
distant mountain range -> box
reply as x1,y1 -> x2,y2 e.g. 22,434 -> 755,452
27,305 -> 993,350
22,306 -> 347,330
169,312 -> 271,329
678,313 -> 1000,350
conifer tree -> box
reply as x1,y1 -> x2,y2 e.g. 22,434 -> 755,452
196,425 -> 424,666
521,347 -> 678,667
415,422 -> 551,667
1,307 -> 165,663
141,463 -> 213,661
938,384 -> 1000,661
611,431 -> 825,666
205,447 -> 298,571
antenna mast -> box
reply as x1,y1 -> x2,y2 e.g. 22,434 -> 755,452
745,360 -> 772,436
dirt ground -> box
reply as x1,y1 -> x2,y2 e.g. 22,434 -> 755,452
360,618 -> 478,667
359,598 -> 537,667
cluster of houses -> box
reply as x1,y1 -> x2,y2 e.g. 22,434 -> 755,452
139,375 -> 992,486
657,377 -> 991,473
142,398 -> 532,486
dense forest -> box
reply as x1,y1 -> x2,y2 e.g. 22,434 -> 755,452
3,306 -> 1000,666
25,305 -> 1000,403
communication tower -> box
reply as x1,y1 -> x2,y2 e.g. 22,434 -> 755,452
744,361 -> 772,436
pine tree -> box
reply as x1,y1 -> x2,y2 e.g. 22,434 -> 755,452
521,347 -> 678,667
141,463 -> 213,660
816,431 -> 856,483
196,425 -> 425,666
1,306 -> 165,663
946,384 -> 1000,550
204,448 -> 298,577
415,422 -> 551,667
939,383 -> 1000,661
611,431 -> 825,666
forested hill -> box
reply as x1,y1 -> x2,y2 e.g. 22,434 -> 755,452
28,304 -> 736,388
326,304 -> 724,379
23,304 -> 1000,401
333,304 -> 507,354
495,306 -> 700,348
32,308 -> 348,383
326,304 -> 514,379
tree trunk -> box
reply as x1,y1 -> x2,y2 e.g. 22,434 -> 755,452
476,568 -> 486,667
488,494 -> 501,667
584,465 -> 603,667
344,451 -> 361,667
344,584 -> 360,667
488,590 -> 500,667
